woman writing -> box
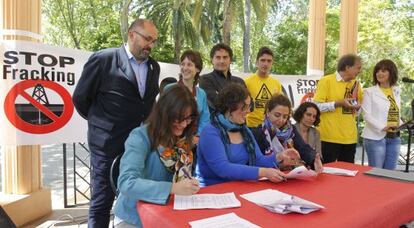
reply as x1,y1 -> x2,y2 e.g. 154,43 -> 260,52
196,83 -> 299,186
251,95 -> 322,172
362,59 -> 401,170
114,85 -> 200,227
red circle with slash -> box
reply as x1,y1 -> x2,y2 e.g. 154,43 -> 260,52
4,80 -> 74,134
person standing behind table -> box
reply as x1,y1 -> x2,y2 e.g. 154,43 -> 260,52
251,95 -> 322,172
245,47 -> 282,128
199,43 -> 246,112
362,59 -> 402,170
114,85 -> 200,227
196,84 -> 301,187
293,102 -> 323,159
165,50 -> 210,139
72,18 -> 160,228
312,54 -> 363,164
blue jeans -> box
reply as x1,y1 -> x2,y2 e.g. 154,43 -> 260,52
363,137 -> 401,170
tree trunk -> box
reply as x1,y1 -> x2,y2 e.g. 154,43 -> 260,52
174,34 -> 182,64
120,0 -> 132,43
222,0 -> 233,45
243,0 -> 251,72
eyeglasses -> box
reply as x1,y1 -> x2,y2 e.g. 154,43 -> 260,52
239,102 -> 253,112
133,30 -> 157,45
174,115 -> 196,125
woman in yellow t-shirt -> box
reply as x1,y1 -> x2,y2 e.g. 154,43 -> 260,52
361,59 -> 401,170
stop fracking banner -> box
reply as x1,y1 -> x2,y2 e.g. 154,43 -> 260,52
0,40 -> 320,146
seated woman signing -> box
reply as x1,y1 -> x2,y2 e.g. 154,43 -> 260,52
113,85 -> 200,227
196,83 -> 299,186
251,95 -> 323,172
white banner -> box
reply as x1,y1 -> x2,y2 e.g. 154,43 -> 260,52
1,40 -> 320,146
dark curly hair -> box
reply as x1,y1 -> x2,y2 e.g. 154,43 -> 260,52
372,59 -> 398,86
210,43 -> 233,61
215,83 -> 249,114
264,94 -> 292,115
293,102 -> 321,126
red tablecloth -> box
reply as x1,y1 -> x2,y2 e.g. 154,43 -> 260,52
137,162 -> 414,228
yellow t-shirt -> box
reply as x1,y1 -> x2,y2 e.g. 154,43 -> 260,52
313,73 -> 363,144
380,87 -> 399,130
244,74 -> 282,127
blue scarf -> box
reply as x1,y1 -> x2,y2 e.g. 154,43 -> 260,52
211,114 -> 256,166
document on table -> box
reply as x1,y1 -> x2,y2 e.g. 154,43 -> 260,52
174,192 -> 241,210
189,212 -> 260,228
240,189 -> 324,214
323,167 -> 358,176
286,166 -> 317,179
259,166 -> 317,181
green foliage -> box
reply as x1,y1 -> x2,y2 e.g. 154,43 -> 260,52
42,0 -> 123,51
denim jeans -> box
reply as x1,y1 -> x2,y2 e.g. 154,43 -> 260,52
363,137 -> 401,170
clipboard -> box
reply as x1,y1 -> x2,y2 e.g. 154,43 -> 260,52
364,167 -> 414,182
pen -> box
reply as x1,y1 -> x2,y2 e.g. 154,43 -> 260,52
273,162 -> 287,182
182,168 -> 192,179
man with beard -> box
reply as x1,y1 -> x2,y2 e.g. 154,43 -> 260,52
72,19 -> 160,228
244,47 -> 282,128
199,43 -> 246,113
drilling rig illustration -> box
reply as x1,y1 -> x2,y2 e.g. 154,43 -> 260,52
15,83 -> 64,124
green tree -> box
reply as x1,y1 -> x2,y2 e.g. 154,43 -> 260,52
42,0 -> 123,51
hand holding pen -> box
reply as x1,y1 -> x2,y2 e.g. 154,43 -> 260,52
259,167 -> 287,183
171,168 -> 200,195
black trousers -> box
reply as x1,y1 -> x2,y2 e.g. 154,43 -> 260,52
88,151 -> 117,228
321,141 -> 356,164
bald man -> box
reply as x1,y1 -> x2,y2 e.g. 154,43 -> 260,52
73,19 -> 160,227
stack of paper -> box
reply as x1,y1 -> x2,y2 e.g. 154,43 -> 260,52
322,167 -> 358,176
240,189 -> 324,214
189,213 -> 260,228
174,192 -> 241,210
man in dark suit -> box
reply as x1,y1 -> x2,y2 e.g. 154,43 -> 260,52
72,19 -> 160,228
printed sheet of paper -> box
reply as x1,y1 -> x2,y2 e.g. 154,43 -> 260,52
189,212 -> 260,228
174,192 -> 241,210
322,167 -> 358,176
240,189 -> 324,214
286,166 -> 317,179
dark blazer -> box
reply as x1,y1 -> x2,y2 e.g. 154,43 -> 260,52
73,46 -> 160,157
251,125 -> 316,166
199,69 -> 246,112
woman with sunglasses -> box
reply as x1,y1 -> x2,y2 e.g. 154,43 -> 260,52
251,95 -> 322,172
196,83 -> 300,186
114,85 -> 200,227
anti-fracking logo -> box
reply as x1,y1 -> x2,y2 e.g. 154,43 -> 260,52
4,80 -> 74,134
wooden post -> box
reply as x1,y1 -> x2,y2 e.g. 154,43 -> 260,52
307,0 -> 327,76
339,0 -> 359,56
1,0 -> 52,226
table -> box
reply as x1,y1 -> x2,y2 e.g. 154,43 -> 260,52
137,162 -> 414,228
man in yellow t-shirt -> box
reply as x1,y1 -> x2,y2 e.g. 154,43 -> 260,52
313,54 -> 363,163
245,47 -> 282,128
